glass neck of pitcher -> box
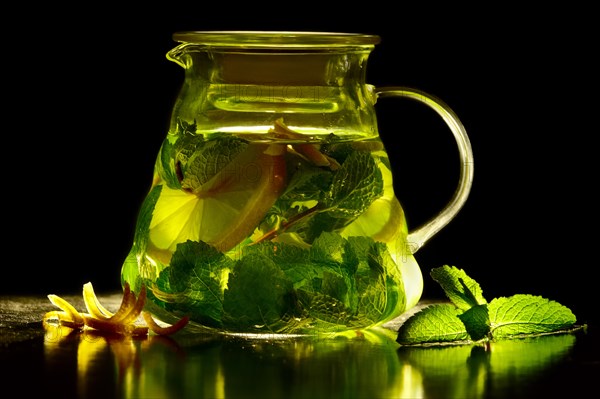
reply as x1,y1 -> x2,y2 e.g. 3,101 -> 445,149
166,32 -> 381,138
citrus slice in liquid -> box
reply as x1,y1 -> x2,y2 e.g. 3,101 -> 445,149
148,143 -> 286,258
341,160 -> 406,244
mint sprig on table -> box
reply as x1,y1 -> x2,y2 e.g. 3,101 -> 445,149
396,265 -> 578,345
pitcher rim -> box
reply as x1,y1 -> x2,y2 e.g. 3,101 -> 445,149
172,31 -> 381,48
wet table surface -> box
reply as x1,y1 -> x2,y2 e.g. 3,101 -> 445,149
1,293 -> 598,399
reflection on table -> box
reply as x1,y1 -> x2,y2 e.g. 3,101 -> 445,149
42,323 -> 578,399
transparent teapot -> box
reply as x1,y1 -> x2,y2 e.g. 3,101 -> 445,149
121,31 -> 474,336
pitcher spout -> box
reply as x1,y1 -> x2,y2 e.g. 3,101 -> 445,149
166,43 -> 194,68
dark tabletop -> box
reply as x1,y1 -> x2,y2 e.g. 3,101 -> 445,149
1,293 -> 597,399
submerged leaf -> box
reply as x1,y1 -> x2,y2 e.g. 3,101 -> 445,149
323,151 -> 383,218
181,135 -> 249,193
223,253 -> 297,330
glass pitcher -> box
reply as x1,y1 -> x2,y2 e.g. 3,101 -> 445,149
121,31 -> 474,336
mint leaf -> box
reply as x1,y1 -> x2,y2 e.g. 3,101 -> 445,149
430,265 -> 487,310
279,156 -> 332,203
263,156 -> 333,239
181,135 -> 248,193
320,133 -> 355,163
296,151 -> 384,242
161,240 -> 234,327
174,118 -> 200,160
323,151 -> 383,218
244,242 -> 321,291
158,119 -> 203,189
260,143 -> 384,243
222,253 -> 297,331
458,304 -> 491,341
396,304 -> 470,345
311,231 -> 346,264
297,291 -> 352,326
321,270 -> 351,304
169,240 -> 231,291
488,295 -> 577,338
342,236 -> 373,275
236,233 -> 403,329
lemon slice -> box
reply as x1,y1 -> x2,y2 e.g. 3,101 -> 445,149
341,160 -> 406,244
148,143 -> 286,256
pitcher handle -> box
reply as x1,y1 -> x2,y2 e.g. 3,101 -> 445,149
375,87 -> 474,254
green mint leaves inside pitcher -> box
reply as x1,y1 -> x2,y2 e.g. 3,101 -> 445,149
122,118 -> 421,334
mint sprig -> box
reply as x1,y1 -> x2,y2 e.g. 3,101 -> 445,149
295,151 -> 384,242
397,265 -> 578,345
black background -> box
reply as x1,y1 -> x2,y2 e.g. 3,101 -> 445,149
5,6 -> 597,326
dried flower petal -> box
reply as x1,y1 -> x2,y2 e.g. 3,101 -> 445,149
143,311 -> 189,335
47,294 -> 84,325
83,282 -> 113,319
44,282 -> 188,337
